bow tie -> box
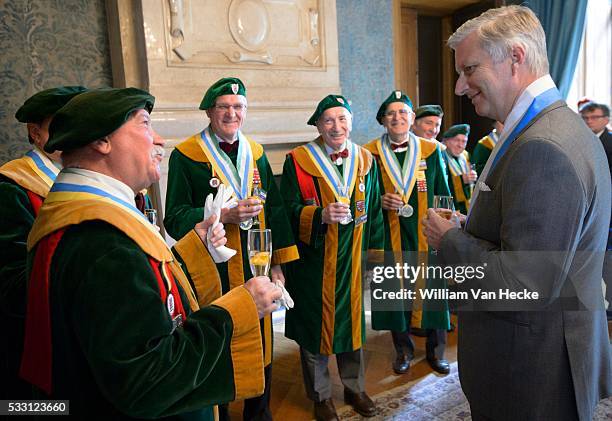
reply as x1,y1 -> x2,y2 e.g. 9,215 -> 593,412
219,141 -> 239,154
391,142 -> 408,151
329,149 -> 349,161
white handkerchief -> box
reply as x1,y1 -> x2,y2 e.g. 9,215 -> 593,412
204,184 -> 237,263
478,181 -> 491,191
274,280 -> 294,310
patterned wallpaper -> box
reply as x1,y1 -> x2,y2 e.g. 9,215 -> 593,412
0,0 -> 112,164
0,1 -> 395,159
337,0 -> 395,145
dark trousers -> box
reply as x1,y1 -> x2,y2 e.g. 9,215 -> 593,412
391,328 -> 446,360
219,363 -> 272,421
299,347 -> 364,402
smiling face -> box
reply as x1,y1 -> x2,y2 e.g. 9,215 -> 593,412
412,115 -> 442,140
107,109 -> 164,192
454,32 -> 516,122
205,94 -> 247,141
316,106 -> 352,150
443,134 -> 468,157
382,102 -> 414,141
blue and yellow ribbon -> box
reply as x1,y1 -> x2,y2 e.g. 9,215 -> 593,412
198,127 -> 254,200
24,149 -> 59,187
303,139 -> 359,203
444,150 -> 470,177
376,133 -> 421,204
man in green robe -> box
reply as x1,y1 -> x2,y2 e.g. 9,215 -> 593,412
20,88 -> 281,420
441,124 -> 477,214
164,77 -> 299,421
411,104 -> 445,146
0,86 -> 87,399
365,91 -> 452,375
471,121 -> 503,175
280,95 -> 384,420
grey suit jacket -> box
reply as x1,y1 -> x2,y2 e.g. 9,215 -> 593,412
441,101 -> 612,421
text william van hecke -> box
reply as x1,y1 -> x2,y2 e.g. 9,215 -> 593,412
372,288 -> 539,300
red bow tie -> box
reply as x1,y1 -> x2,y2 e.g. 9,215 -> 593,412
391,142 -> 408,151
219,141 -> 239,154
330,149 -> 349,161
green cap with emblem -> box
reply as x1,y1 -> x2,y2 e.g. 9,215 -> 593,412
442,124 -> 470,139
415,104 -> 444,120
376,90 -> 413,124
45,87 -> 155,153
307,94 -> 352,126
15,86 -> 88,123
199,77 -> 246,110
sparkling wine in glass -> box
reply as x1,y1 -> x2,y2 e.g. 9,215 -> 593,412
248,229 -> 272,277
144,208 -> 157,225
433,195 -> 455,219
469,163 -> 477,193
431,196 -> 455,255
338,185 -> 353,225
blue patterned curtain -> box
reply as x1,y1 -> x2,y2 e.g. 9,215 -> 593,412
522,0 -> 588,98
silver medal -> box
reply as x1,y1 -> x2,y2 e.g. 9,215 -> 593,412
239,219 -> 254,230
209,177 -> 220,188
398,204 -> 414,218
167,293 -> 175,316
358,183 -> 365,192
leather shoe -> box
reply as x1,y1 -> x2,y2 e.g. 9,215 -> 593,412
392,354 -> 411,374
314,399 -> 339,421
344,389 -> 377,417
427,357 -> 450,374
410,327 -> 427,337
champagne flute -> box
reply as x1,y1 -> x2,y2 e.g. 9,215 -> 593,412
433,195 -> 455,220
239,188 -> 263,230
144,208 -> 157,225
251,186 -> 262,227
248,229 -> 272,277
431,196 -> 455,255
469,163 -> 477,194
338,185 -> 353,225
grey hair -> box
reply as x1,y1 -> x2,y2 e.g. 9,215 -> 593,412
447,5 -> 549,76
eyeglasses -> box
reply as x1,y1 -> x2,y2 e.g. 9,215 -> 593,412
581,115 -> 607,121
384,109 -> 411,118
214,104 -> 247,113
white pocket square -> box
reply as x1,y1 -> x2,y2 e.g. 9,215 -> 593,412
478,181 -> 491,191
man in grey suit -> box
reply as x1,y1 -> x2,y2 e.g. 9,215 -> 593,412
423,5 -> 612,421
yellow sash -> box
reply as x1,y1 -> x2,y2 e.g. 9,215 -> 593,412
28,195 -> 199,311
0,155 -> 54,198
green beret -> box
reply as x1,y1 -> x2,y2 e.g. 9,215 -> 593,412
45,88 -> 155,153
15,86 -> 88,123
307,94 -> 352,126
376,90 -> 413,124
415,104 -> 444,119
442,124 -> 470,139
199,77 -> 246,110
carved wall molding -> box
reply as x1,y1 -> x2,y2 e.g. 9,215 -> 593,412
108,0 -> 340,163
163,0 -> 324,69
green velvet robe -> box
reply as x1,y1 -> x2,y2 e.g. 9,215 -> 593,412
0,152 -> 56,399
444,151 -> 473,215
164,132 -> 299,367
24,193 -> 264,420
280,140 -> 384,355
471,132 -> 498,175
364,137 -> 451,331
